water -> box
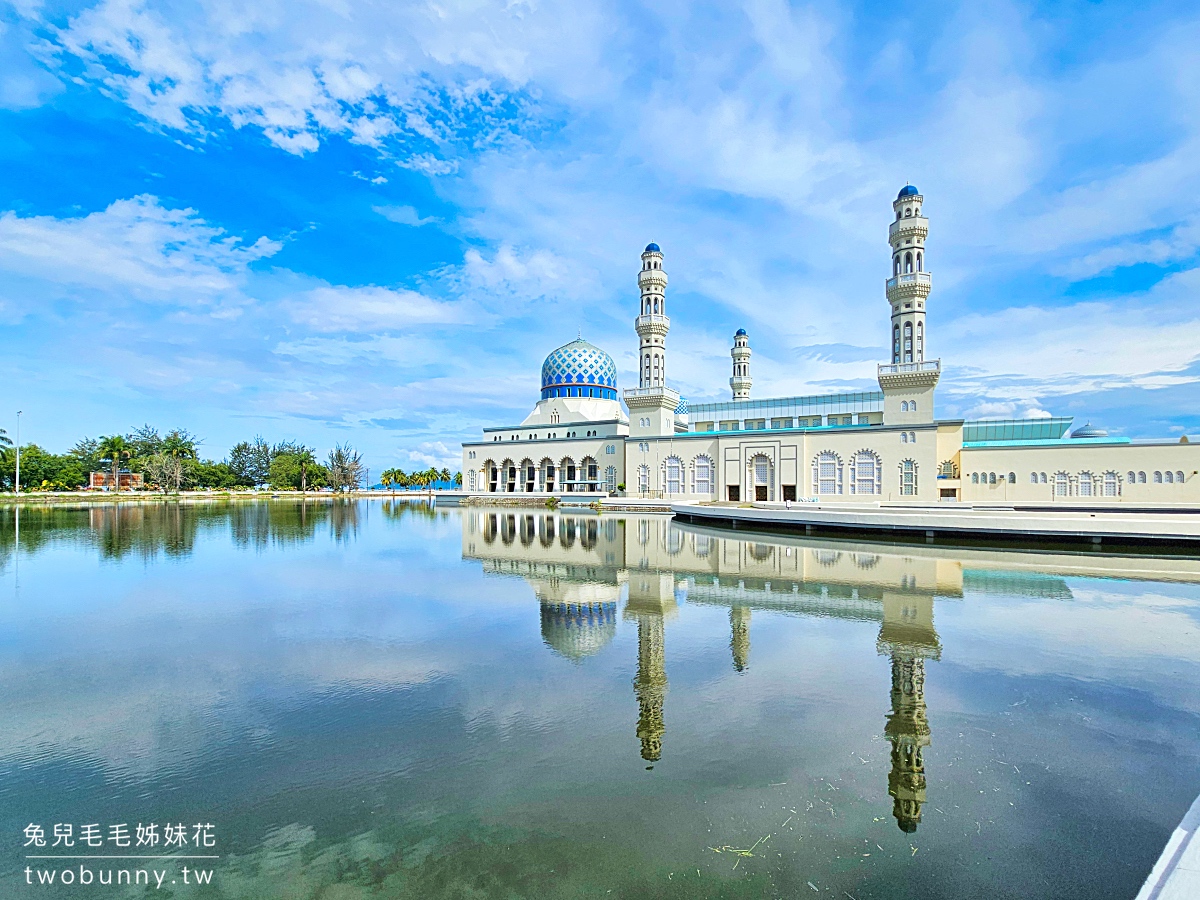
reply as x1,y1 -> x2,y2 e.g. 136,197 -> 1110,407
1,499 -> 1199,899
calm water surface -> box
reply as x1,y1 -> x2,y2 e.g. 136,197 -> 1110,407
1,500 -> 1199,899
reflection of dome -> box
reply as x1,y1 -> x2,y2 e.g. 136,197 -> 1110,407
644,242 -> 661,253
1071,423 -> 1108,439
897,184 -> 919,199
540,602 -> 617,661
540,339 -> 618,401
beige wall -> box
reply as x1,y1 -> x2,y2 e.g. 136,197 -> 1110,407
959,442 -> 1200,503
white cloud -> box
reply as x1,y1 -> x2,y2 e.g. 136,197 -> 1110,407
372,204 -> 438,227
0,195 -> 279,312
283,284 -> 472,332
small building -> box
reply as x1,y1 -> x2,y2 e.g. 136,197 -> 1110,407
88,470 -> 143,490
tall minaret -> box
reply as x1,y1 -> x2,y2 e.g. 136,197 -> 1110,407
887,186 -> 930,365
626,243 -> 681,439
637,243 -> 669,388
730,329 -> 752,400
879,186 -> 939,427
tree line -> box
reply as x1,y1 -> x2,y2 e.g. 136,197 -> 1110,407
0,425 -> 461,493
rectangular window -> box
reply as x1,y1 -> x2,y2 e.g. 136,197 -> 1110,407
771,418 -> 793,429
695,422 -> 715,432
719,420 -> 739,431
782,485 -> 796,501
745,419 -> 766,430
727,485 -> 740,501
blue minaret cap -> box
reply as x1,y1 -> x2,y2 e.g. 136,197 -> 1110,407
897,184 -> 919,199
735,328 -> 747,336
644,242 -> 661,253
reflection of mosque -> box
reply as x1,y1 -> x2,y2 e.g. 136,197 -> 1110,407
463,511 -> 1072,830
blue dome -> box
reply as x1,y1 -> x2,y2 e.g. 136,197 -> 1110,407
735,328 -> 747,336
675,397 -> 689,415
644,242 -> 661,253
897,184 -> 919,199
540,339 -> 619,401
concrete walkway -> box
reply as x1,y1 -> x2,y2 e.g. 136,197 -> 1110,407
671,501 -> 1200,550
1137,793 -> 1200,900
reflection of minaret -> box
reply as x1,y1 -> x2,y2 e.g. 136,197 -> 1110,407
877,590 -> 940,833
626,569 -> 678,763
634,615 -> 667,762
730,606 -> 750,673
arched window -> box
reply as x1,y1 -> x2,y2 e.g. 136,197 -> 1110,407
894,255 -> 900,275
1078,472 -> 1094,497
1138,471 -> 1146,483
903,322 -> 913,362
665,456 -> 682,494
812,452 -> 843,495
904,252 -> 913,273
1008,472 -> 1016,484
605,465 -> 617,492
910,400 -> 917,412
1127,471 -> 1136,484
694,456 -> 713,495
1165,471 -> 1174,484
901,400 -> 909,412
1055,472 -> 1070,496
638,464 -> 649,494
905,208 -> 912,218
1154,471 -> 1163,483
972,473 -> 979,484
916,322 -> 923,361
1040,472 -> 1048,484
893,324 -> 901,362
468,470 -> 476,491
900,459 -> 918,495
1177,471 -> 1186,483
901,432 -> 908,444
1030,472 -> 1038,483
988,472 -> 996,485
1103,472 -> 1119,497
850,450 -> 881,495
916,251 -> 922,272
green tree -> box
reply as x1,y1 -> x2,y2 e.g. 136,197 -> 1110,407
125,425 -> 163,459
229,437 -> 272,486
98,435 -> 132,492
380,467 -> 406,494
326,444 -> 365,492
161,430 -> 200,491
69,437 -> 103,473
269,452 -> 328,490
453,471 -> 462,488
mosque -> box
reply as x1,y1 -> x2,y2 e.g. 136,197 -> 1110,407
462,187 -> 1197,504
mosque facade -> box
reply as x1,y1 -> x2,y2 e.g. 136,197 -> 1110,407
462,187 -> 1198,505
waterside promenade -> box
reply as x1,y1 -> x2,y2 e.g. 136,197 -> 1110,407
671,500 -> 1200,551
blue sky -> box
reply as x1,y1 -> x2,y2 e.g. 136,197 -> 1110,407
2,0 -> 1199,472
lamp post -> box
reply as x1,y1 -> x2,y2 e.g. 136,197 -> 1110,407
14,410 -> 21,495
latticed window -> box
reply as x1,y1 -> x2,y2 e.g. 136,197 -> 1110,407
694,456 -> 712,494
1055,473 -> 1070,496
754,457 -> 769,485
1078,472 -> 1093,497
851,452 -> 880,495
812,452 -> 842,495
900,459 -> 918,496
638,465 -> 649,493
665,457 -> 682,493
605,466 -> 616,491
1103,472 -> 1119,497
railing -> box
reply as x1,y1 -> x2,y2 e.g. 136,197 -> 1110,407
878,360 -> 940,376
624,385 -> 680,399
885,272 -> 932,290
635,314 -> 671,328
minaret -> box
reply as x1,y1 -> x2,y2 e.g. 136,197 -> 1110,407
626,243 -> 681,439
879,186 -> 939,427
637,243 -> 669,388
730,329 -> 752,400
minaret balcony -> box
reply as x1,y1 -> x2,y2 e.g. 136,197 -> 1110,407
635,313 -> 671,334
638,269 -> 668,288
886,272 -> 931,301
888,217 -> 928,244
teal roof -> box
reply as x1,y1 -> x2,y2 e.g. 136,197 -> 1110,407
962,417 -> 1072,443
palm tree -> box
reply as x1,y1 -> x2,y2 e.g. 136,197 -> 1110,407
97,435 -> 131,493
439,467 -> 451,488
294,447 -> 317,492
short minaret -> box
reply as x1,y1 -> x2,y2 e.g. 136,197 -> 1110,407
879,185 -> 939,426
730,329 -> 752,400
626,243 -> 681,438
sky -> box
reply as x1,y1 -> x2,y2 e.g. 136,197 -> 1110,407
1,0 -> 1199,473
